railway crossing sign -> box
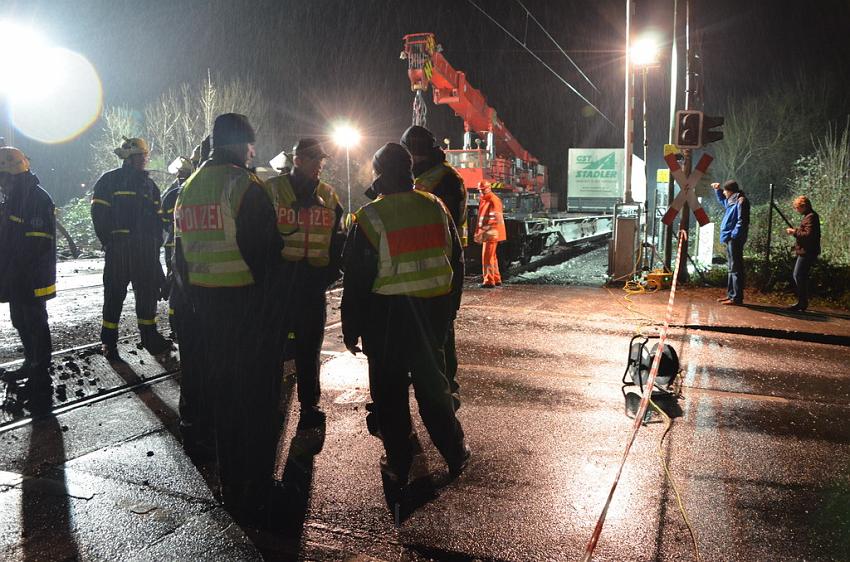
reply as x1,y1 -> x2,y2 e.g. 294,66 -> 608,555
661,152 -> 713,227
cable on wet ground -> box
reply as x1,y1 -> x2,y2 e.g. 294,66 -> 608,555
583,229 -> 701,561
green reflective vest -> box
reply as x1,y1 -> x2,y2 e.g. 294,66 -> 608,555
414,162 -> 468,245
174,164 -> 256,287
266,174 -> 338,267
355,190 -> 453,298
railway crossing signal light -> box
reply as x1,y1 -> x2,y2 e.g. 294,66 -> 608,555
674,110 -> 702,149
701,114 -> 724,145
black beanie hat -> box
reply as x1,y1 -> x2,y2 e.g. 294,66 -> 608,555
400,125 -> 438,155
373,143 -> 413,180
212,113 -> 256,148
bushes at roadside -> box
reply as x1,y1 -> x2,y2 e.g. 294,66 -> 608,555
57,193 -> 100,257
696,253 -> 850,309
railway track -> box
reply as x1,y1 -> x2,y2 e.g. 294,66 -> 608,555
0,287 -> 346,431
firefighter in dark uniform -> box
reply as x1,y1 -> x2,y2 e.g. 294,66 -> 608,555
91,137 -> 170,360
341,143 -> 470,503
161,155 -> 194,335
401,125 -> 466,409
267,139 -> 344,429
174,113 -> 284,525
0,147 -> 56,397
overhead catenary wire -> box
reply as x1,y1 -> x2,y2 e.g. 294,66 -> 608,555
466,0 -> 616,128
514,0 -> 600,93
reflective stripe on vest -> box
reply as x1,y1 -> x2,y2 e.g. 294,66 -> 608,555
414,162 -> 469,246
175,164 -> 255,287
355,190 -> 453,298
267,175 -> 338,267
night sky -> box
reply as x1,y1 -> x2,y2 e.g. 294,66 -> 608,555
3,0 -> 849,204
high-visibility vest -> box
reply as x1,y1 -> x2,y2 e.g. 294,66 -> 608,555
415,162 -> 469,245
266,174 -> 338,267
174,164 -> 257,287
355,190 -> 453,298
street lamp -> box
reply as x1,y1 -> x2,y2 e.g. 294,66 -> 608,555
0,21 -> 49,144
631,34 -> 661,271
0,20 -> 102,145
332,123 -> 361,218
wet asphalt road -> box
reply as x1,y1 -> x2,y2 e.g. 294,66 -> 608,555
2,275 -> 850,560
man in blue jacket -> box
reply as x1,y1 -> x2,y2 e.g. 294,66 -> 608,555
712,180 -> 750,305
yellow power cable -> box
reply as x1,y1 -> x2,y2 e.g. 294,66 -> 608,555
609,240 -> 702,560
649,395 -> 702,562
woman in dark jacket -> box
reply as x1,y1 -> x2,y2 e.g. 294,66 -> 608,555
785,195 -> 821,311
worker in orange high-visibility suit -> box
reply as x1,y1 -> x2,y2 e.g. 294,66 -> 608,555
474,181 -> 506,288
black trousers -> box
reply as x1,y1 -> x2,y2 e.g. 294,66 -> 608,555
9,299 -> 52,375
363,294 -> 465,478
100,239 -> 163,346
171,286 -> 213,448
445,321 -> 460,410
725,239 -> 745,303
189,286 -> 282,518
291,289 -> 326,408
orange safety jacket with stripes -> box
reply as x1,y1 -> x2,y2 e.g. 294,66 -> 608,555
0,171 -> 57,302
476,189 -> 506,242
354,190 -> 453,298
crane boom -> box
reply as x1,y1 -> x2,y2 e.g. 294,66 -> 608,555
402,32 -> 546,194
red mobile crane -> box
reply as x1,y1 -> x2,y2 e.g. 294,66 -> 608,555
401,32 -> 548,199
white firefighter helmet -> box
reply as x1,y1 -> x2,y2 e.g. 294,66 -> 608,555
167,156 -> 193,176
269,150 -> 295,173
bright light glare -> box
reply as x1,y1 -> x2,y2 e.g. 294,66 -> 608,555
9,48 -> 103,144
332,124 -> 361,148
631,36 -> 660,68
0,22 -> 51,96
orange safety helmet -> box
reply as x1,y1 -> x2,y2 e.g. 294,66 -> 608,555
477,180 -> 492,192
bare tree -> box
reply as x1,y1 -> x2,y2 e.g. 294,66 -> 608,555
713,74 -> 834,201
144,89 -> 180,170
88,105 -> 140,182
89,72 -> 276,184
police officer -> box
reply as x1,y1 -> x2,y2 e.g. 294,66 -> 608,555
401,125 -> 467,409
164,137 -> 210,339
91,137 -> 170,360
162,147 -> 208,455
174,113 -> 284,524
341,143 -> 470,503
0,147 -> 56,397
267,139 -> 344,429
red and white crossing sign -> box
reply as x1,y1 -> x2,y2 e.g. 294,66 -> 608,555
661,153 -> 713,227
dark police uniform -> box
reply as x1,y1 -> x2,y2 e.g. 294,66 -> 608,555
174,123 -> 284,526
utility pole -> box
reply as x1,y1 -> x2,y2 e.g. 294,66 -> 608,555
664,0 -> 679,270
623,0 -> 634,204
677,0 -> 694,283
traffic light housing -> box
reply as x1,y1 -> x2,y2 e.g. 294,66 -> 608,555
701,114 -> 724,145
675,110 -> 702,149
